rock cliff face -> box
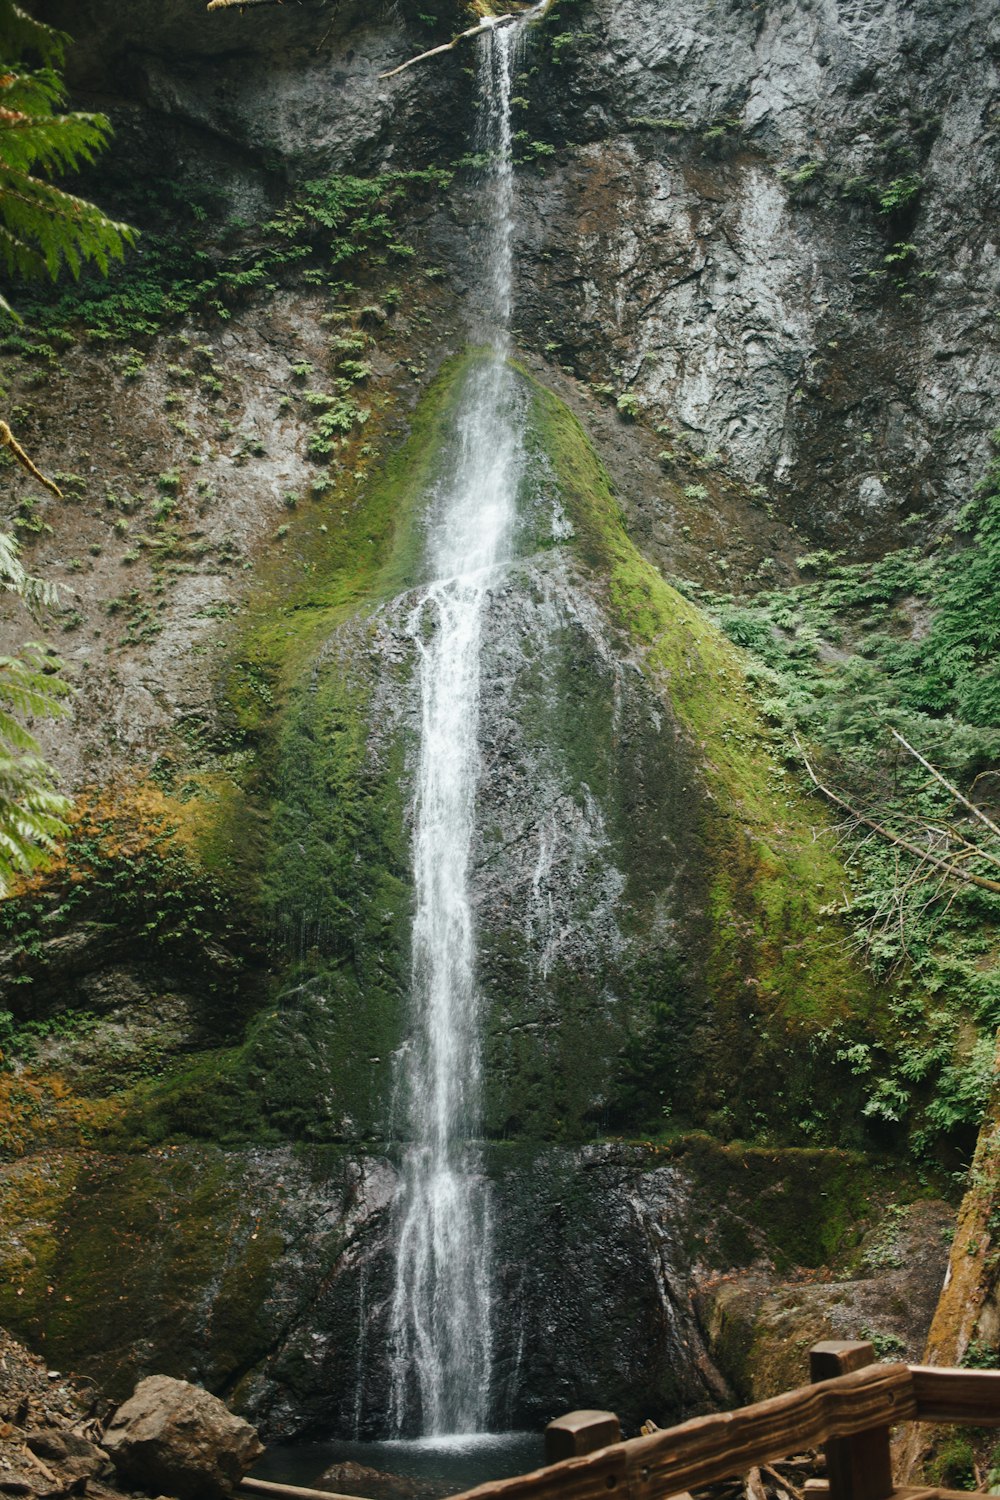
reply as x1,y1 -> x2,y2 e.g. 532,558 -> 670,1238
47,0 -> 999,550
0,0 -> 993,1442
0,1136 -> 948,1440
511,0 -> 1000,550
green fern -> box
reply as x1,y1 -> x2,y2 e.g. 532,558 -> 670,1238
0,0 -> 63,67
912,455 -> 1000,724
0,3 -> 94,884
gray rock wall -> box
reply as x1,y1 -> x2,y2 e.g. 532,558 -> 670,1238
510,0 -> 1000,546
35,0 -> 1000,548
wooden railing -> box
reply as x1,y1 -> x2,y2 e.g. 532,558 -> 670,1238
444,1342 -> 1000,1500
238,1341 -> 1000,1500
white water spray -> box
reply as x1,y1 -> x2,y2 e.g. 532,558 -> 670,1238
387,21 -> 525,1438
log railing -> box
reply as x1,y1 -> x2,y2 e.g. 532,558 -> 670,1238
442,1342 -> 1000,1500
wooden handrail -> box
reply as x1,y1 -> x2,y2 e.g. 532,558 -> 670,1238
911,1366 -> 1000,1423
450,1358 -> 1000,1500
245,1354 -> 1000,1500
451,1365 -> 918,1500
812,1340 -> 894,1500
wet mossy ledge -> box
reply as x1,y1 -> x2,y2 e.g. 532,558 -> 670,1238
0,1135 -> 912,1427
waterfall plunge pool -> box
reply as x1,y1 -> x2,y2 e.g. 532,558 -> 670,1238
252,1432 -> 545,1498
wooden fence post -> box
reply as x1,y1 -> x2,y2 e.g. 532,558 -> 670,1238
810,1342 -> 894,1500
545,1410 -> 622,1465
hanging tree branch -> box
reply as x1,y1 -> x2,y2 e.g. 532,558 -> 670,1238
206,0 -> 293,9
202,0 -> 559,67
0,421 -> 63,499
792,731 -> 1000,895
890,725 -> 1000,842
378,0 -> 557,80
378,14 -> 519,80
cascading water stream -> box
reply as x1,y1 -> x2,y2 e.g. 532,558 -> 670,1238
387,19 -> 526,1439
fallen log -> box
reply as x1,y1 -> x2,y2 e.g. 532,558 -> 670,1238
240,1477 -> 368,1500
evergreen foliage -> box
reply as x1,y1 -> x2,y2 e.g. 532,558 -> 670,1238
915,466 -> 1000,725
0,0 -> 134,315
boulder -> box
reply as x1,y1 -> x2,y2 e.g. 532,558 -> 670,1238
103,1376 -> 263,1500
317,1462 -> 449,1500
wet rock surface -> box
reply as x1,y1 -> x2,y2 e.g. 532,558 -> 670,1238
472,551 -> 708,1137
38,0 -> 470,212
0,1326 -> 270,1500
697,1198 -> 954,1403
510,0 -> 1000,548
0,1139 -> 935,1442
316,1463 -> 448,1500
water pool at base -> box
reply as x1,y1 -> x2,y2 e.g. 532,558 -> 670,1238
252,1432 -> 545,1498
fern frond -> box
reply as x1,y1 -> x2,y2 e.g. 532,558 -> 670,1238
0,538 -> 72,887
0,163 -> 135,279
0,529 -> 26,590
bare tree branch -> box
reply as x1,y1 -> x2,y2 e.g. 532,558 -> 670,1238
793,732 -> 1000,895
378,0 -> 557,80
206,0 -> 291,10
891,726 -> 1000,842
379,15 -> 518,79
0,420 -> 62,498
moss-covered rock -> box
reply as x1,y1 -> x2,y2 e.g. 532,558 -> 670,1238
0,1136 -> 908,1438
502,372 -> 881,1141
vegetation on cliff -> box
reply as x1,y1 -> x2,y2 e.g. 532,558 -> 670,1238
692,442 -> 1000,1162
0,1 -> 132,309
522,373 -> 883,1145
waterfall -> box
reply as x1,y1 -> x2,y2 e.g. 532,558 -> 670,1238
387,19 -> 525,1439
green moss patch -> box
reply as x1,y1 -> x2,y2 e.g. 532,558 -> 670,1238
0,1146 -> 299,1399
120,354 -> 486,1145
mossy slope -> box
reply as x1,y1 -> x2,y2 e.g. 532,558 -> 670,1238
521,373 -> 880,1140
2,354 -> 879,1152
118,355 -> 480,1145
